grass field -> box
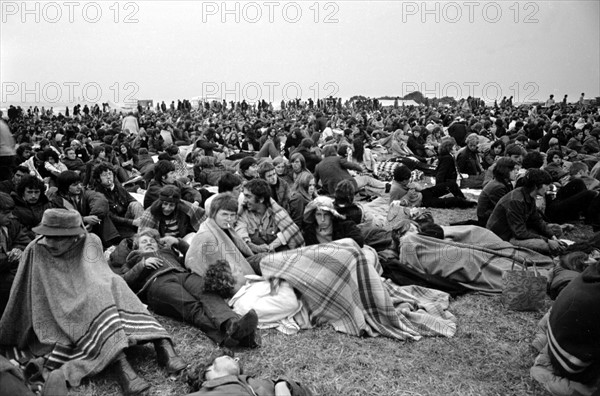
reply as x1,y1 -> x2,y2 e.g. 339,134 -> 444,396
70,207 -> 592,396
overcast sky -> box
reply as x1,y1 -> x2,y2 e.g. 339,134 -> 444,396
1,1 -> 598,106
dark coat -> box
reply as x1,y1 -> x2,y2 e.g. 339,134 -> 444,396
93,182 -> 137,227
435,154 -> 458,185
448,122 -> 468,147
476,179 -> 512,226
292,147 -> 321,173
313,156 -> 362,196
10,192 -> 55,237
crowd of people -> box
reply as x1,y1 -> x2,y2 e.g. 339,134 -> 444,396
0,94 -> 599,396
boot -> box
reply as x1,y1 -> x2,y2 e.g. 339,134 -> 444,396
154,339 -> 188,375
112,352 -> 150,396
221,310 -> 258,348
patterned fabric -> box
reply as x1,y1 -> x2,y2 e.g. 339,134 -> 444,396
259,239 -> 456,340
236,199 -> 304,250
0,233 -> 170,386
139,200 -> 206,237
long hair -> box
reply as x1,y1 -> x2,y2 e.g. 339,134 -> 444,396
293,172 -> 316,201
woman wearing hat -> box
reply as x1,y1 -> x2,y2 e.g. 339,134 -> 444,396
302,196 -> 364,247
138,185 -> 206,241
0,209 -> 186,395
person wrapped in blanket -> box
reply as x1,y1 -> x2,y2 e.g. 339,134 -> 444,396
302,195 -> 364,247
121,227 -> 261,349
235,179 -> 305,254
0,209 -> 187,396
185,350 -> 313,396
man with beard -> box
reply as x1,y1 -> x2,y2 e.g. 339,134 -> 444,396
10,175 -> 55,239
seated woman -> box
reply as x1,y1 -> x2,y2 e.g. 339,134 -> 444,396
288,172 -> 317,229
138,185 -> 206,241
477,158 -> 517,226
121,228 -> 260,349
185,352 -> 314,396
0,209 -> 186,396
186,194 -> 257,287
302,196 -> 364,247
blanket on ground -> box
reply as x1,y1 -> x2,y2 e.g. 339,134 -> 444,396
0,233 -> 170,387
259,238 -> 456,340
397,225 -> 554,294
186,218 -> 256,293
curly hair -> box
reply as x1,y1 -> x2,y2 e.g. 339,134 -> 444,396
16,174 -> 46,196
204,260 -> 236,298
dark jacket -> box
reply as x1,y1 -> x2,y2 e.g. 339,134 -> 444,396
313,156 -> 363,196
61,157 -> 86,173
270,179 -> 291,212
476,179 -> 512,226
10,192 -> 55,237
0,219 -> 31,276
93,182 -> 137,227
288,192 -> 310,229
292,147 -> 321,173
435,154 -> 458,185
456,147 -> 482,176
121,240 -> 189,297
486,187 -> 554,241
302,218 -> 364,247
448,122 -> 468,147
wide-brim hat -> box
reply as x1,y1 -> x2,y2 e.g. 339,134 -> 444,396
32,208 -> 87,236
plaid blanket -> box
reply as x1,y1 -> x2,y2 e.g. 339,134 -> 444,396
259,239 -> 456,340
0,233 -> 170,386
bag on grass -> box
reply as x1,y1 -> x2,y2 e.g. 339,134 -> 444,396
501,259 -> 547,311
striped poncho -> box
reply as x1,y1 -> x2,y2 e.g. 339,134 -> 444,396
0,233 -> 170,386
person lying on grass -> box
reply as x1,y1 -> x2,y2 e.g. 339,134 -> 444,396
185,350 -> 314,396
121,227 -> 260,349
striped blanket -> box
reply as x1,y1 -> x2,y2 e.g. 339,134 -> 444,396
259,239 -> 456,340
0,233 -> 170,386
